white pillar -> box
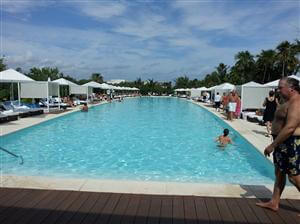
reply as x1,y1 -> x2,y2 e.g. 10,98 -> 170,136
86,87 -> 88,103
18,82 -> 21,106
47,82 -> 49,112
58,84 -> 61,110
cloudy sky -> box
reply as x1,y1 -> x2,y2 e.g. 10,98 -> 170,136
1,0 -> 299,81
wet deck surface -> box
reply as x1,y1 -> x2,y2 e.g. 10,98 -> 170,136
0,187 -> 299,224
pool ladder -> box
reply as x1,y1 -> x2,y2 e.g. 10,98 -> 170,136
0,146 -> 24,165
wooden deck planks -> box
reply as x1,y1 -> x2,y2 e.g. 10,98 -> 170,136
0,187 -> 298,224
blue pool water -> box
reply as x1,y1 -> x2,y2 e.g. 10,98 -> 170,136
0,97 -> 274,184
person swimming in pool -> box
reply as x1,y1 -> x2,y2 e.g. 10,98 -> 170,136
215,128 -> 233,147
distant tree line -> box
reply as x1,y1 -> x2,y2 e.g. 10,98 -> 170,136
1,39 -> 299,98
174,39 -> 300,89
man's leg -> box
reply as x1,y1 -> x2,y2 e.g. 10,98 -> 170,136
256,166 -> 286,211
288,175 -> 300,191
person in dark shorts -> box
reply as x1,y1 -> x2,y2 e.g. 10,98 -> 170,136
273,135 -> 300,176
263,90 -> 278,137
214,92 -> 221,111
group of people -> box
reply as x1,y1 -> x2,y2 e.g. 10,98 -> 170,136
213,91 -> 241,121
214,77 -> 299,214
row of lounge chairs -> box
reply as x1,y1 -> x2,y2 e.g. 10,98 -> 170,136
0,101 -> 44,124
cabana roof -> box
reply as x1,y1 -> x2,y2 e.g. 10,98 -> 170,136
241,81 -> 263,87
53,78 -> 78,86
82,81 -> 102,88
264,75 -> 300,87
214,82 -> 235,90
0,69 -> 34,83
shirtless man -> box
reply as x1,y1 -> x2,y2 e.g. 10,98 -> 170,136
256,77 -> 300,212
227,91 -> 237,121
216,128 -> 233,147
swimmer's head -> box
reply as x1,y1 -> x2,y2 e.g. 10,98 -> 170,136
223,128 -> 229,136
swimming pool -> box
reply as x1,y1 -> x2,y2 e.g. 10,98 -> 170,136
0,97 -> 274,185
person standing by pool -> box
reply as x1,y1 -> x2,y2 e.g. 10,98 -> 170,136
214,92 -> 221,111
256,77 -> 300,212
234,93 -> 241,119
221,92 -> 229,112
262,90 -> 278,137
227,91 -> 237,121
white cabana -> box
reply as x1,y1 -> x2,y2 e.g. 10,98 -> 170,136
0,69 -> 34,104
69,85 -> 93,101
212,82 -> 235,98
20,81 -> 60,111
0,69 -> 34,82
264,75 -> 300,87
236,81 -> 273,111
189,88 -> 202,98
99,83 -> 115,90
53,78 -> 78,86
196,87 -> 208,91
53,78 -> 78,97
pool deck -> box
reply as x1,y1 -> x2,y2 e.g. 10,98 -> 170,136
0,98 -> 299,200
0,187 -> 299,224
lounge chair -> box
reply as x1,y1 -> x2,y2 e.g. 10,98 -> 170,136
39,99 -> 68,110
0,114 -> 8,123
0,106 -> 19,122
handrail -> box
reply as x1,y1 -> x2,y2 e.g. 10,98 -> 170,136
0,146 -> 24,165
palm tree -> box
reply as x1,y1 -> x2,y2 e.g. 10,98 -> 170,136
0,57 -> 7,72
215,63 -> 229,83
91,73 -> 103,83
233,51 -> 255,84
276,41 -> 292,77
256,49 -> 277,83
174,76 -> 190,89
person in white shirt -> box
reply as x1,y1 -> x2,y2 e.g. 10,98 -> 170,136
214,92 -> 221,111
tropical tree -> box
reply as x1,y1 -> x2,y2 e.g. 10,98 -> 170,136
0,57 -> 7,72
174,76 -> 190,89
256,49 -> 277,83
203,72 -> 222,87
275,40 -> 299,77
231,51 -> 255,84
90,73 -> 103,83
215,63 -> 229,83
27,67 -> 62,81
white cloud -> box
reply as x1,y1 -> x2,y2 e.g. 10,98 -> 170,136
173,0 -> 299,38
2,0 -> 52,13
1,1 -> 299,81
76,1 -> 126,20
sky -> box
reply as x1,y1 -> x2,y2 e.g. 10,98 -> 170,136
1,0 -> 299,82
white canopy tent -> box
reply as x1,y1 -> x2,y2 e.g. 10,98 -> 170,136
53,78 -> 78,86
0,69 -> 34,104
53,78 -> 78,97
264,75 -> 300,87
99,83 -> 115,90
188,88 -> 202,98
70,85 -> 93,101
196,87 -> 208,97
213,83 -> 235,97
82,81 -> 102,88
236,81 -> 273,111
20,81 -> 60,111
